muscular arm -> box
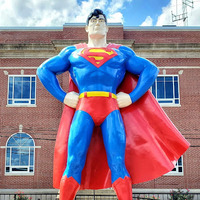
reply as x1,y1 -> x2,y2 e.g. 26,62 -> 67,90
37,46 -> 76,103
119,46 -> 159,105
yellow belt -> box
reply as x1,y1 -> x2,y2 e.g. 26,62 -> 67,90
79,91 -> 117,99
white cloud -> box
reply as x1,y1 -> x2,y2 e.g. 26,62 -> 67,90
108,12 -> 123,23
108,0 -> 127,14
73,0 -> 108,23
188,1 -> 200,26
107,0 -> 132,23
140,16 -> 153,26
0,0 -> 132,26
156,0 -> 200,26
0,0 -> 79,26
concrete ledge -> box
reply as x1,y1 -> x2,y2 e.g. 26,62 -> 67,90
0,189 -> 59,194
0,188 -> 200,194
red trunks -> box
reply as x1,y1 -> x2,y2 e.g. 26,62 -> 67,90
76,96 -> 119,126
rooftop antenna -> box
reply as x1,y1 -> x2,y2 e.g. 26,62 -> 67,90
172,0 -> 194,26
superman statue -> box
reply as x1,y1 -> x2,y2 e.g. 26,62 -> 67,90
37,9 -> 190,200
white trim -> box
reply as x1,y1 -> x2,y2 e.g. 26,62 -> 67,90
158,66 -> 200,69
5,172 -> 34,176
7,75 -> 36,106
5,133 -> 36,175
152,75 -> 180,107
165,172 -> 184,176
1,24 -> 199,31
6,104 -> 37,107
5,132 -> 35,146
0,23 -> 123,30
0,189 -> 59,194
1,146 -> 41,148
1,66 -> 200,70
2,188 -> 200,194
64,22 -> 123,27
160,104 -> 181,107
0,27 -> 63,31
165,156 -> 184,176
35,146 -> 41,148
0,67 -> 38,69
124,26 -> 200,31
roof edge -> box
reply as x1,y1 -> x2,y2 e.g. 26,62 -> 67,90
124,25 -> 200,31
1,24 -> 200,31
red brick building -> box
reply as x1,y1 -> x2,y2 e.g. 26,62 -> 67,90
0,24 -> 199,190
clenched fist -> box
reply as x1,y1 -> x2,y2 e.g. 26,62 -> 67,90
64,92 -> 79,108
116,92 -> 132,108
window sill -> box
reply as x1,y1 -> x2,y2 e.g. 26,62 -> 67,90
164,172 -> 184,176
5,173 -> 34,176
6,104 -> 37,107
160,104 -> 181,107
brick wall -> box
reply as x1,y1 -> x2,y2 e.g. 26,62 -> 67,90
0,25 -> 199,189
149,58 -> 200,67
0,62 -> 69,189
0,58 -> 46,67
124,30 -> 200,44
0,26 -> 124,44
133,67 -> 200,189
1,26 -> 200,44
0,30 -> 63,44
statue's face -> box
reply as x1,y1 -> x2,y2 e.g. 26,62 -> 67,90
86,14 -> 108,39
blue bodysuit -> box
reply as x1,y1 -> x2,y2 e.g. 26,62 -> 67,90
37,43 -> 159,184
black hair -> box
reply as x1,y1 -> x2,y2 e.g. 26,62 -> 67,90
86,9 -> 107,25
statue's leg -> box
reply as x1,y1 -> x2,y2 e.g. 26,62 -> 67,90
60,110 -> 94,200
101,110 -> 132,200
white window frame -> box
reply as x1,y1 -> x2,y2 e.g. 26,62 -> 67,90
5,133 -> 35,176
7,75 -> 36,107
165,156 -> 184,176
152,75 -> 180,107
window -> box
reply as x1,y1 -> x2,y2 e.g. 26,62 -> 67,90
5,133 -> 35,175
152,75 -> 180,106
166,156 -> 183,176
7,75 -> 36,106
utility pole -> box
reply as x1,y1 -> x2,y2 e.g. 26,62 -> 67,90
172,0 -> 194,26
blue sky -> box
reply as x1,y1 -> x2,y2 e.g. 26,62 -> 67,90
0,0 -> 199,27
121,0 -> 170,26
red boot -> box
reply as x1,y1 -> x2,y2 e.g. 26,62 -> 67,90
112,176 -> 132,200
59,176 -> 80,200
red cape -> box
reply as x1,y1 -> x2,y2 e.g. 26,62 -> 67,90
53,72 -> 190,189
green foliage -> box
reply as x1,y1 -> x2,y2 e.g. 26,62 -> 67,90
169,189 -> 194,200
137,195 -> 160,199
15,191 -> 32,200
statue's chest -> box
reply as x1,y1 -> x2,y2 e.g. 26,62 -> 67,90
69,48 -> 125,70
